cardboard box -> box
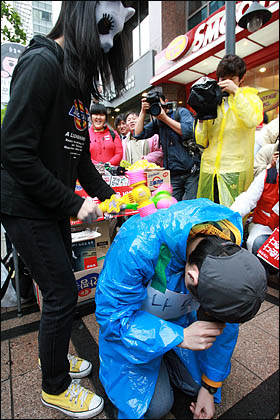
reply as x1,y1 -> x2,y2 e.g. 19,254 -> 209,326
90,220 -> 113,267
72,219 -> 117,265
33,266 -> 103,311
144,169 -> 170,192
33,221 -> 115,311
74,265 -> 103,302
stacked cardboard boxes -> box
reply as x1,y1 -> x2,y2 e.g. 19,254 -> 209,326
33,219 -> 115,310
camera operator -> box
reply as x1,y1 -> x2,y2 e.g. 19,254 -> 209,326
134,93 -> 200,201
195,54 -> 263,207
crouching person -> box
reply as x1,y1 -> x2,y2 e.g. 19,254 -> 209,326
95,198 -> 267,419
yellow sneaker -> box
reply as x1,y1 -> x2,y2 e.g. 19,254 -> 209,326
38,354 -> 92,379
41,379 -> 104,419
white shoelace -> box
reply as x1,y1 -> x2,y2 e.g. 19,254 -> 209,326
65,380 -> 90,408
68,354 -> 78,370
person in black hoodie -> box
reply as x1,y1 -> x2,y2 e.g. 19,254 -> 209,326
1,1 -> 134,418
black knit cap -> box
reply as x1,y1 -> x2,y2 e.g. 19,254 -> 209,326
197,247 -> 267,323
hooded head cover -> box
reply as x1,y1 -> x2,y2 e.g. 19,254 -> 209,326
96,1 -> 135,54
197,246 -> 267,323
187,77 -> 223,120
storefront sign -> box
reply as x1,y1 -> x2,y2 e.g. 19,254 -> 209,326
165,35 -> 192,61
258,89 -> 279,111
1,42 -> 25,104
192,1 -> 272,53
155,1 -> 274,74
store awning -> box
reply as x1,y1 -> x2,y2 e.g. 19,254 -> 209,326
150,1 -> 279,86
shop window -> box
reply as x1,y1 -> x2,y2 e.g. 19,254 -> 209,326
187,1 -> 225,31
245,58 -> 279,121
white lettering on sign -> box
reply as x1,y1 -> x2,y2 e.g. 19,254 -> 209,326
192,1 -> 272,53
202,18 -> 220,48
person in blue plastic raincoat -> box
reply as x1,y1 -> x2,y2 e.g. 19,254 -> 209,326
95,198 -> 266,419
195,54 -> 263,207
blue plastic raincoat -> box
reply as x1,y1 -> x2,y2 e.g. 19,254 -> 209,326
95,199 -> 243,419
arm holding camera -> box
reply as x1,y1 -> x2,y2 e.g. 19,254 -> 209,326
156,106 -> 182,136
134,98 -> 148,136
136,97 -> 183,136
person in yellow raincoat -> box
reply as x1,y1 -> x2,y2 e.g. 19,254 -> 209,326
195,54 -> 263,207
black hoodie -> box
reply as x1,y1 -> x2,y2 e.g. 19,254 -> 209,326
1,35 -> 114,220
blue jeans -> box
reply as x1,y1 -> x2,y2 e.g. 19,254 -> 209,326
145,359 -> 174,419
145,350 -> 200,419
1,214 -> 76,395
171,172 -> 199,202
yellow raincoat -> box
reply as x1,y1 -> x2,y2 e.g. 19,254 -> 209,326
195,86 -> 263,207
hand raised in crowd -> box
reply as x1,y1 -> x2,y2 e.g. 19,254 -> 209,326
77,197 -> 103,224
140,97 -> 150,114
218,78 -> 239,95
177,320 -> 225,351
190,386 -> 215,419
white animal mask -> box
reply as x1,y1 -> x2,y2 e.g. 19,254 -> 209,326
96,1 -> 135,53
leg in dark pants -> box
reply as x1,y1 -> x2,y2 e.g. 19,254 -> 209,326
1,214 -> 77,395
171,172 -> 199,202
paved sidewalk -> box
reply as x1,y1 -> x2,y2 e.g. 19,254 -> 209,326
1,275 -> 279,419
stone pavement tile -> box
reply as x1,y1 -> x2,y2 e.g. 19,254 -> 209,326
257,300 -> 275,314
249,305 -> 279,338
1,379 -> 12,419
10,332 -> 77,379
83,313 -> 100,344
10,331 -> 39,377
267,285 -> 279,298
12,369 -> 66,419
214,358 -> 262,418
1,310 -> 41,330
233,322 -> 279,380
1,340 -> 10,381
68,340 -> 76,355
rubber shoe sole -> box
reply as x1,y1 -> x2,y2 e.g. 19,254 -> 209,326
41,395 -> 104,419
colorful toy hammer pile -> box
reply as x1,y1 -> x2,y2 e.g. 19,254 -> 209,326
99,169 -> 177,217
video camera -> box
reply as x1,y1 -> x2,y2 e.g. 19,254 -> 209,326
145,91 -> 176,117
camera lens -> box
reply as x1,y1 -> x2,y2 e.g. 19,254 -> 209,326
150,103 -> 161,116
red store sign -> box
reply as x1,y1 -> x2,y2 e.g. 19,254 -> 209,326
157,1 -> 275,74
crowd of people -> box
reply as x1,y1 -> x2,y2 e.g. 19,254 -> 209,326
0,1 -> 278,420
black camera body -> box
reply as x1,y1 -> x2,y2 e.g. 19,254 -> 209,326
145,92 -> 162,116
145,92 -> 176,117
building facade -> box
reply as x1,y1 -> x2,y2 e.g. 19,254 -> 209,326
108,0 -> 279,126
12,0 -> 54,44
